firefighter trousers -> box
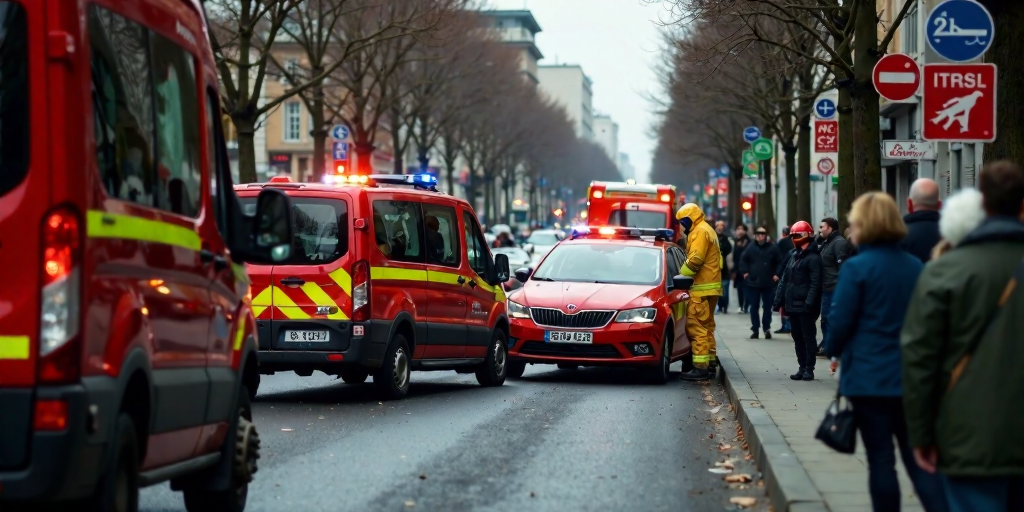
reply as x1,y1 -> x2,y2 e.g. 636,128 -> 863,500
686,296 -> 719,370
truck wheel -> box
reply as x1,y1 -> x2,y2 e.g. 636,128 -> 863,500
184,387 -> 259,512
89,413 -> 139,512
374,334 -> 410,400
507,361 -> 527,379
475,330 -> 508,387
648,332 -> 671,384
340,368 -> 369,384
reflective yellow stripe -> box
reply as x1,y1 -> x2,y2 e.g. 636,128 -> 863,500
681,265 -> 696,277
272,289 -> 312,320
233,316 -> 246,351
329,267 -> 352,293
692,355 -> 711,363
253,306 -> 268,318
0,336 -> 30,360
86,210 -> 201,251
371,267 -> 427,281
372,266 -> 507,301
252,286 -> 273,307
299,282 -> 349,320
691,282 -> 722,291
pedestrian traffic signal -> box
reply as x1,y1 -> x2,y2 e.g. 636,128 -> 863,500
334,161 -> 346,174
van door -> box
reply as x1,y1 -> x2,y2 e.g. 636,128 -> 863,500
461,210 -> 502,358
421,202 -> 467,359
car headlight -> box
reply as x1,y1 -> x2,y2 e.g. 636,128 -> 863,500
507,300 -> 531,319
615,307 -> 657,323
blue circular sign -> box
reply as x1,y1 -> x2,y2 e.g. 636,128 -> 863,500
743,126 -> 761,143
926,0 -> 994,62
814,98 -> 837,119
331,124 -> 350,140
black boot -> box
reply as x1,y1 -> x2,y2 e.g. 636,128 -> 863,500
764,330 -> 772,340
749,330 -> 759,339
802,369 -> 814,381
680,368 -> 711,381
790,367 -> 805,380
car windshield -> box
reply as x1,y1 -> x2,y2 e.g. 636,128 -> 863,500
532,244 -> 662,285
241,197 -> 349,263
527,232 -> 562,246
607,210 -> 669,229
0,2 -> 29,199
492,247 -> 529,260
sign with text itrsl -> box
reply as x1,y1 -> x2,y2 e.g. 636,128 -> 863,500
814,120 -> 838,153
922,63 -> 996,142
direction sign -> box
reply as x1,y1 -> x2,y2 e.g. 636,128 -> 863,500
815,120 -> 839,153
922,63 -> 997,142
741,179 -> 766,194
873,53 -> 921,102
332,141 -> 349,161
926,0 -> 994,63
816,157 -> 836,176
742,150 -> 758,177
751,137 -> 773,160
331,124 -> 350,140
814,98 -> 837,119
743,126 -> 761,143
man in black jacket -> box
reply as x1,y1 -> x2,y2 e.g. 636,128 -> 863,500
732,224 -> 750,312
774,221 -> 822,381
818,217 -> 849,354
715,221 -> 733,313
774,226 -> 794,334
740,227 -> 782,338
900,178 -> 942,263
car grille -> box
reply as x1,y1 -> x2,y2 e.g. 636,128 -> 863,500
519,342 -> 621,359
529,308 -> 614,329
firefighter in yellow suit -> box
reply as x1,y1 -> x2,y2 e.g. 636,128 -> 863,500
675,203 -> 723,381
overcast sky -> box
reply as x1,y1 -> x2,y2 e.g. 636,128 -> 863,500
489,0 -> 669,183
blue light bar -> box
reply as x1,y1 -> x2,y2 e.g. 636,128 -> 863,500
414,173 -> 437,184
368,173 -> 439,190
571,226 -> 675,241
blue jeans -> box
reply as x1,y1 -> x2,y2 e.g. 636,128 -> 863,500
850,397 -> 949,512
944,476 -> 1024,512
745,286 -> 774,332
820,290 -> 834,347
719,279 -> 731,311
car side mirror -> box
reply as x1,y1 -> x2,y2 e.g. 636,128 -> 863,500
514,267 -> 532,282
672,275 -> 693,291
249,189 -> 293,263
524,243 -> 534,254
494,253 -> 510,283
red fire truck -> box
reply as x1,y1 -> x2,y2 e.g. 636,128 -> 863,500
585,182 -> 681,240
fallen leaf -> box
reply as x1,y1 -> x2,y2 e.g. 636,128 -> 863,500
744,454 -> 754,461
404,501 -> 415,508
724,474 -> 752,483
730,496 -> 757,508
717,443 -> 733,451
742,442 -> 750,451
530,492 -> 536,498
378,402 -> 384,405
715,460 -> 735,469
318,416 -> 325,420
708,467 -> 732,474
708,433 -> 715,439
707,405 -> 722,414
418,474 -> 427,480
281,428 -> 294,432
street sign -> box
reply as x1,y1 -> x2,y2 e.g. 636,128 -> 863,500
331,124 -> 350,140
816,157 -> 836,176
332,141 -> 349,161
751,138 -> 773,160
814,120 -> 839,153
922,63 -> 996,142
882,140 -> 936,160
814,98 -> 837,119
926,0 -> 994,63
742,150 -> 758,177
743,126 -> 761,143
741,179 -> 766,194
873,53 -> 921,102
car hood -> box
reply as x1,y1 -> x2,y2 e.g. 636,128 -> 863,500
515,281 -> 656,311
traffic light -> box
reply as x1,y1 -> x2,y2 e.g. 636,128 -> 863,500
553,208 -> 564,218
333,160 -> 346,174
741,194 -> 756,212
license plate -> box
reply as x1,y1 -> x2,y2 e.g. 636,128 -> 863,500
545,331 -> 593,344
284,330 -> 330,342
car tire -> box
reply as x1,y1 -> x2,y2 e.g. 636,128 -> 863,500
374,334 -> 411,400
648,332 -> 671,384
84,413 -> 139,512
247,375 -> 259,402
507,361 -> 527,379
475,330 -> 508,387
340,368 -> 369,384
556,363 -> 578,371
183,386 -> 259,512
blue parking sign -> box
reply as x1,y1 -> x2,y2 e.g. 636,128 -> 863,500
926,0 -> 994,62
332,142 -> 348,161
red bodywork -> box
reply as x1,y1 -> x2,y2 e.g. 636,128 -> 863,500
586,182 -> 681,240
507,238 -> 692,368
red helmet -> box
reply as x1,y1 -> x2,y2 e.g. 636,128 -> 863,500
790,221 -> 814,238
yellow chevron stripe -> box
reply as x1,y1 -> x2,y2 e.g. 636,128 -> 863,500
329,267 -> 352,293
233,315 -> 246,351
299,282 -> 349,320
272,289 -> 312,320
0,335 -> 30,360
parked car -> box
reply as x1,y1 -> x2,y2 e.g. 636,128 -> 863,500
523,229 -> 566,264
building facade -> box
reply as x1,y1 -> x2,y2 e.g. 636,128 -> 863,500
537,64 -> 594,140
618,153 -> 635,182
480,10 -> 543,84
593,114 -> 619,164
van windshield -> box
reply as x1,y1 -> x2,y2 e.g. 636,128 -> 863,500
241,197 -> 349,264
607,210 -> 668,229
0,2 -> 29,198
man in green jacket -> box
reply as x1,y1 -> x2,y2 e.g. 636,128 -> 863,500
901,160 -> 1024,511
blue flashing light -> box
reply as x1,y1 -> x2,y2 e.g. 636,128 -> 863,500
654,228 -> 675,239
414,173 -> 437,184
571,226 -> 592,239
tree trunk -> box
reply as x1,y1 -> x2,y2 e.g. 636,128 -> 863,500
483,176 -> 492,226
442,153 -> 457,196
391,120 -> 404,175
796,109 -> 812,222
760,151 -> 776,235
308,72 -> 328,183
727,167 -> 741,226
852,0 -> 882,195
837,86 -> 855,227
234,116 -> 258,183
982,0 -> 1024,163
418,146 -> 430,173
783,143 -> 797,227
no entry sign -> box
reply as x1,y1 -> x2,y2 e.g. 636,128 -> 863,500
922,63 -> 997,143
873,53 -> 920,102
815,120 -> 838,153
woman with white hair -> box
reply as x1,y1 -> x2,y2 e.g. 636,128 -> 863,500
930,188 -> 986,260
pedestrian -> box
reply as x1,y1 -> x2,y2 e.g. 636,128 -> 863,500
773,221 -> 821,381
777,226 -> 794,254
675,203 -> 723,382
775,226 -> 794,334
900,178 -> 943,263
822,192 -> 949,512
715,220 -> 733,313
902,160 -> 1024,512
732,224 -> 750,313
817,217 -> 850,355
739,226 -> 782,339
930,188 -> 985,260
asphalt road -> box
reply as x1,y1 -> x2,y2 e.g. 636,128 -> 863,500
140,362 -> 768,512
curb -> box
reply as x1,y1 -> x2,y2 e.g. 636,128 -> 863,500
717,342 -> 831,512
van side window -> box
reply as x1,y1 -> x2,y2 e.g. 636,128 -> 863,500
462,211 -> 491,279
422,204 -> 460,268
205,92 -> 224,233
0,2 -> 29,199
372,200 -> 423,264
89,6 -> 156,207
150,31 -> 202,217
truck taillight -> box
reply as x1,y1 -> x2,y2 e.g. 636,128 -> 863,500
38,208 -> 82,384
351,260 -> 370,322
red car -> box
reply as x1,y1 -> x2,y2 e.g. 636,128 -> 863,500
505,227 -> 695,383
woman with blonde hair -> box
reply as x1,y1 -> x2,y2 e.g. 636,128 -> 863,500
822,192 -> 948,512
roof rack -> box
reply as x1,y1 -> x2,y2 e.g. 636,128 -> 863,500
571,226 -> 675,241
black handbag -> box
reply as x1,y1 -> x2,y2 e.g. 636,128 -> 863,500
815,390 -> 857,454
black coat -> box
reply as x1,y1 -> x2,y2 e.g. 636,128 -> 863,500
739,241 -> 782,289
718,233 -> 733,281
774,245 -> 823,315
777,236 -> 794,256
899,210 -> 941,263
732,236 -> 750,285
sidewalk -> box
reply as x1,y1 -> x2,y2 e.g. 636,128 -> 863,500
714,310 -> 924,512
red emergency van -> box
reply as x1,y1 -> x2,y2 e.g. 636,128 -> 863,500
585,182 -> 681,240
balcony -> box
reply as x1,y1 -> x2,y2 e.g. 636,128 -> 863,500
497,26 -> 535,44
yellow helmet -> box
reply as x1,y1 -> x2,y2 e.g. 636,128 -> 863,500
675,203 -> 704,233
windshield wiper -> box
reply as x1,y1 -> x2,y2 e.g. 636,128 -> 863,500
531,276 -> 556,281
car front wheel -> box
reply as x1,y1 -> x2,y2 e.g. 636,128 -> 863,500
648,332 -> 671,384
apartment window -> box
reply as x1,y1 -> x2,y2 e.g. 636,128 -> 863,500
283,58 -> 300,84
902,2 -> 920,55
283,102 -> 301,142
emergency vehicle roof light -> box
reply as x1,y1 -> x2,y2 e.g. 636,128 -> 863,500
269,175 -> 292,183
570,226 -> 675,241
369,173 -> 439,191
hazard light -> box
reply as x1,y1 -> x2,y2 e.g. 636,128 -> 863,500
659,193 -> 671,202
325,174 -> 370,185
269,175 -> 292,183
592,190 -> 604,199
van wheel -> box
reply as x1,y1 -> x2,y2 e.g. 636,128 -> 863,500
85,413 -> 139,512
184,387 -> 259,512
374,334 -> 411,400
340,368 -> 369,384
476,330 -> 508,387
507,361 -> 527,379
648,332 -> 671,384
